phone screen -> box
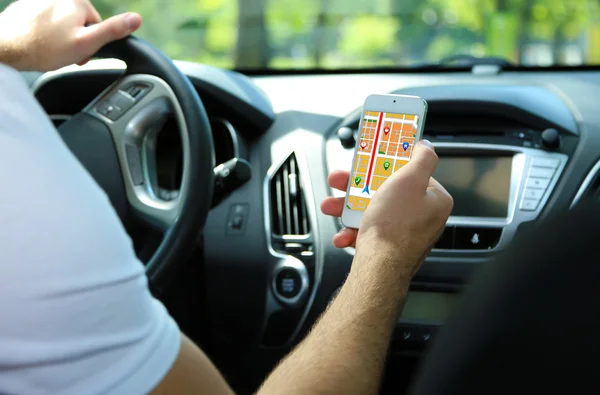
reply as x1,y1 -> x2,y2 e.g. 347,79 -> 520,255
347,110 -> 420,212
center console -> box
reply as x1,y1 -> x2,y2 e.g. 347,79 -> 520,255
431,143 -> 567,251
327,140 -> 567,253
327,136 -> 569,353
324,87 -> 580,353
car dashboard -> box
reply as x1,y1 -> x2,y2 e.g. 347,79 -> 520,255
29,61 -> 600,390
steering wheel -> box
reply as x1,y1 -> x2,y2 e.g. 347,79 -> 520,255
56,36 -> 215,294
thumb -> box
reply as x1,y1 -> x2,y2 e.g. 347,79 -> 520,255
402,140 -> 439,188
78,13 -> 142,55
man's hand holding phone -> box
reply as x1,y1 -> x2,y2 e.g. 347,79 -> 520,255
321,140 -> 453,282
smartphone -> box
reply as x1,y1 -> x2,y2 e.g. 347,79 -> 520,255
341,94 -> 428,229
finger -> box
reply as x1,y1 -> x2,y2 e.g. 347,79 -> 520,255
321,197 -> 345,217
77,12 -> 142,56
333,228 -> 358,248
402,140 -> 439,190
328,170 -> 350,192
427,177 -> 454,213
77,58 -> 90,66
427,177 -> 445,191
84,0 -> 102,25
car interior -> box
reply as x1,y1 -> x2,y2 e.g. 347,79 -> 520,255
14,0 -> 600,393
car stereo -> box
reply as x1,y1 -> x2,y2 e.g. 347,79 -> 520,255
430,143 -> 567,251
327,140 -> 568,253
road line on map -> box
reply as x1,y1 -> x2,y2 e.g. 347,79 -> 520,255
362,111 -> 384,194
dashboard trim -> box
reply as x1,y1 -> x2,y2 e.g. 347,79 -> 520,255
263,148 -> 322,346
210,117 -> 240,160
570,158 -> 600,208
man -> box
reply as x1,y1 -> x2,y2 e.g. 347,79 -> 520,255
0,1 -> 452,394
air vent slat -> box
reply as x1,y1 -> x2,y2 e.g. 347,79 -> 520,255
270,154 -> 311,240
300,194 -> 309,234
274,175 -> 285,235
290,156 -> 301,235
282,163 -> 292,234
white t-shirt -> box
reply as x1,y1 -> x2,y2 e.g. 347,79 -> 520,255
0,64 -> 180,394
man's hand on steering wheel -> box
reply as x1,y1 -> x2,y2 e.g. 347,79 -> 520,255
0,0 -> 142,71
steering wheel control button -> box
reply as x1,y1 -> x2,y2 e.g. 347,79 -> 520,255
526,177 -> 550,190
226,204 -> 250,235
454,227 -> 502,250
97,102 -> 118,118
275,268 -> 302,299
125,144 -> 144,186
123,83 -> 151,101
113,93 -> 135,112
97,91 -> 140,121
532,157 -> 560,169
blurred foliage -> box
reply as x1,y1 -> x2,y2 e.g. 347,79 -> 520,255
2,0 -> 600,68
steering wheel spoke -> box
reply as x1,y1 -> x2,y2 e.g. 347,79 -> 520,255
84,74 -> 190,230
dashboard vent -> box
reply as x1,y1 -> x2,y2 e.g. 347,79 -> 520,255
270,154 -> 310,236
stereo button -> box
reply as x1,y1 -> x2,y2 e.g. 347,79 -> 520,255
528,167 -> 555,179
521,198 -> 540,211
454,228 -> 502,250
523,188 -> 545,200
532,157 -> 560,169
526,177 -> 550,189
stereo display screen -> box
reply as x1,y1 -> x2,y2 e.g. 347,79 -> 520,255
433,156 -> 513,218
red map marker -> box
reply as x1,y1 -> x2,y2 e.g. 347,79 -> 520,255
360,141 -> 367,149
384,127 -> 390,134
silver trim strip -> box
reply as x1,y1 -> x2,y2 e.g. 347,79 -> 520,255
570,159 -> 600,208
263,149 -> 322,345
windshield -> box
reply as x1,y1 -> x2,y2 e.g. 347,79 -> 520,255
9,0 -> 600,70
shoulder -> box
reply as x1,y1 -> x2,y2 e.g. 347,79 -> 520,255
0,62 -> 181,394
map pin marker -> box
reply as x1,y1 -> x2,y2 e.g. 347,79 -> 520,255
383,161 -> 390,171
403,142 -> 409,151
354,176 -> 362,185
384,127 -> 390,135
360,141 -> 367,149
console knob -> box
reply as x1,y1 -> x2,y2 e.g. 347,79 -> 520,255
541,128 -> 561,150
337,127 -> 356,149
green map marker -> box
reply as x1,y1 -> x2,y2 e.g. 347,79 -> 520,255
354,176 -> 362,185
383,161 -> 390,171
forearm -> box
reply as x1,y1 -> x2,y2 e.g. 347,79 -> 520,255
0,11 -> 27,70
259,245 -> 409,395
0,41 -> 23,70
